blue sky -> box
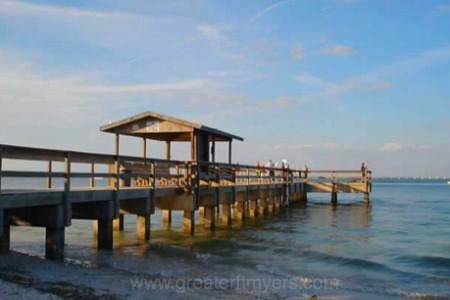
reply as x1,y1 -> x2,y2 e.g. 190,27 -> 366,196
0,0 -> 449,177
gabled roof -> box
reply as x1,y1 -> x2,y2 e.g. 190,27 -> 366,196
100,111 -> 244,142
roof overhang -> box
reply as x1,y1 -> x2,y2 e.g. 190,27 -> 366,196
100,111 -> 244,142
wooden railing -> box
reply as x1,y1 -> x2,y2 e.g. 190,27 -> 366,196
0,144 -> 191,193
0,144 -> 372,196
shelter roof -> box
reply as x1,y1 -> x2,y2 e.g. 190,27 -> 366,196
100,111 -> 244,142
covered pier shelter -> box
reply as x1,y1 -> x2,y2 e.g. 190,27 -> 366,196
100,111 -> 244,233
100,111 -> 244,164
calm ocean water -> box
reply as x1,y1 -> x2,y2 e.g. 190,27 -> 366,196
7,178 -> 450,299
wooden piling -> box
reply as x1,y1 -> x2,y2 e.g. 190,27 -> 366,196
94,219 -> 113,249
45,227 -> 65,260
162,210 -> 172,224
248,200 -> 258,217
183,210 -> 195,235
137,214 -> 151,240
113,214 -> 124,231
204,206 -> 216,229
234,201 -> 246,221
0,213 -> 10,254
221,204 -> 232,225
331,192 -> 338,205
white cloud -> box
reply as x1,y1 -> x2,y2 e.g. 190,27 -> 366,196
0,0 -> 194,55
436,4 -> 450,12
0,50 -> 221,152
249,0 -> 292,22
373,82 -> 394,90
361,46 -> 450,81
381,143 -> 404,152
196,25 -> 225,41
295,73 -> 326,86
335,0 -> 359,3
0,0 -> 136,20
84,80 -> 211,94
294,72 -> 393,101
285,143 -> 344,151
294,46 -> 450,103
320,45 -> 357,56
291,47 -> 305,61
252,96 -> 297,111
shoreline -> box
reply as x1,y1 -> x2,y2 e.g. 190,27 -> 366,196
1,250 -> 318,300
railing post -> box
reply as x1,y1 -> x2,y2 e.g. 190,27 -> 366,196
216,163 -> 220,186
114,156 -> 120,216
0,145 -> 7,252
194,162 -> 200,209
246,167 -> 250,185
47,160 -> 52,189
176,164 -> 180,187
0,145 -> 2,198
246,167 -> 250,211
0,145 -> 3,222
64,153 -> 71,225
364,170 -> 371,203
151,161 -> 156,191
182,161 -> 189,193
90,162 -> 95,188
331,171 -> 337,205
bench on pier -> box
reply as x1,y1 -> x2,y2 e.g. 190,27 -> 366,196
121,162 -> 182,187
204,165 -> 236,185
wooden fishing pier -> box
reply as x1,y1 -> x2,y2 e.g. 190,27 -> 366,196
0,112 -> 372,260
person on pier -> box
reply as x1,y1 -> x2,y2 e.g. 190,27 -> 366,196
255,161 -> 261,180
303,165 -> 308,182
361,162 -> 367,182
266,159 -> 274,180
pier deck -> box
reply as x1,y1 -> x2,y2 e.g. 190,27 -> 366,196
0,143 -> 371,260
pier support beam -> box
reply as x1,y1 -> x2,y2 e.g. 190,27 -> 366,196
162,210 -> 172,224
273,195 -> 281,211
221,204 -> 232,225
94,219 -> 113,249
198,207 -> 205,219
364,193 -> 370,203
267,196 -> 274,214
282,186 -> 288,208
234,201 -> 246,221
183,210 -> 195,235
248,200 -> 258,217
113,214 -> 124,231
259,198 -> 268,215
137,214 -> 151,241
331,193 -> 337,205
204,207 -> 216,229
0,213 -> 10,254
45,227 -> 64,260
299,192 -> 307,203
